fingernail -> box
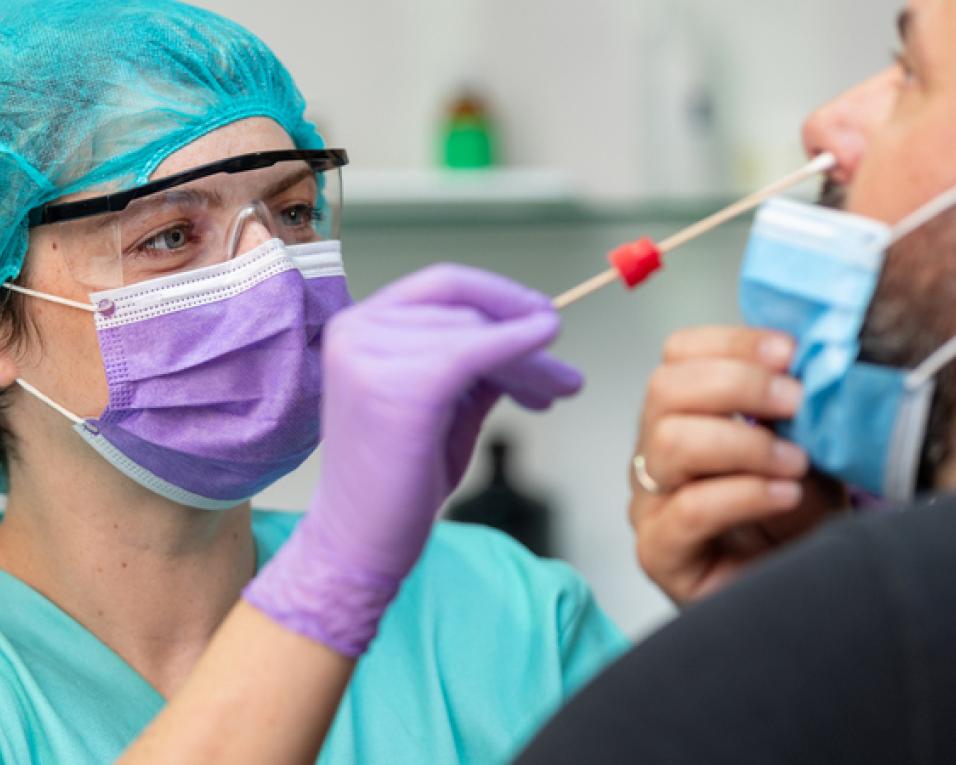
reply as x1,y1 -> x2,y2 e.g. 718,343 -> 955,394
770,376 -> 803,412
759,335 -> 795,367
768,481 -> 803,508
772,440 -> 808,475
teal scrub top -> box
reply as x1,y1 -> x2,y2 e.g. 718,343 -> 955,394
0,511 -> 628,764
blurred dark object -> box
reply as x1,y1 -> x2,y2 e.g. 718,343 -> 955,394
447,437 -> 552,557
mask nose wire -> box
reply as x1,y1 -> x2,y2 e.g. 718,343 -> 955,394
225,201 -> 279,261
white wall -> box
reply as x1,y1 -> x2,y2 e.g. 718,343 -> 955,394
193,0 -> 899,197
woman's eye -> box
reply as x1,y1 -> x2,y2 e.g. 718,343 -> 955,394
140,224 -> 193,253
280,204 -> 322,228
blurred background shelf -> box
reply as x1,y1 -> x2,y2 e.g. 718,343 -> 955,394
344,168 -> 742,228
345,167 -> 576,206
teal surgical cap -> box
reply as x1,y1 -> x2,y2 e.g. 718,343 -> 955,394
0,0 -> 323,286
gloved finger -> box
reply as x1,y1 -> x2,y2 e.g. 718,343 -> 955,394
368,263 -> 551,321
506,388 -> 555,411
354,304 -> 488,331
445,311 -> 561,393
446,381 -> 503,487
489,352 -> 584,401
323,305 -> 491,362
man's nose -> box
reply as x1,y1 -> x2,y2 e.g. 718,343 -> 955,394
801,66 -> 903,185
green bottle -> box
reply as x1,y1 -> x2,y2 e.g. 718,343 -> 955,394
442,91 -> 495,169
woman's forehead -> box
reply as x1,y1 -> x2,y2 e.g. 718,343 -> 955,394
51,118 -> 298,207
150,118 -> 296,181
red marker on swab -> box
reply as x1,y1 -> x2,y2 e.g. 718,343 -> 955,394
552,153 -> 836,310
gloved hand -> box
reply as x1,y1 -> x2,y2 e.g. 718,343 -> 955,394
244,264 -> 583,656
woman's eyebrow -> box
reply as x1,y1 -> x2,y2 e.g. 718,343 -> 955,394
84,188 -> 224,235
260,167 -> 315,199
83,168 -> 316,234
124,188 -> 225,220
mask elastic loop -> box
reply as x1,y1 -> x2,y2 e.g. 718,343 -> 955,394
905,334 -> 956,391
2,283 -> 107,314
892,184 -> 956,245
14,378 -> 85,425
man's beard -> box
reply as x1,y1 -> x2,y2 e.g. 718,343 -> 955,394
818,179 -> 956,488
817,178 -> 848,211
857,204 -> 956,488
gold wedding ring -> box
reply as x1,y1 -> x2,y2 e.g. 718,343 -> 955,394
633,454 -> 666,496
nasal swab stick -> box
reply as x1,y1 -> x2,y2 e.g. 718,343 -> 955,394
552,152 -> 837,310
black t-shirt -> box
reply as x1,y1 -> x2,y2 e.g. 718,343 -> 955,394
517,495 -> 956,764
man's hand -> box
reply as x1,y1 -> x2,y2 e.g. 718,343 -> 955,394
631,326 -> 847,604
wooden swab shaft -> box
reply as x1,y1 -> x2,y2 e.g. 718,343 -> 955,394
551,268 -> 618,310
552,153 -> 836,310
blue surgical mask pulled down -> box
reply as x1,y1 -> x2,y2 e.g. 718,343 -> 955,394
740,195 -> 956,502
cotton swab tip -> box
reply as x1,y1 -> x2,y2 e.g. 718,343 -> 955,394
808,152 -> 837,175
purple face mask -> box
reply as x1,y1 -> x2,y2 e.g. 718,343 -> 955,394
17,238 -> 351,509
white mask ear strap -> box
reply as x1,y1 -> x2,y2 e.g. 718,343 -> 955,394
906,334 -> 956,390
3,283 -> 105,314
892,184 -> 956,245
14,379 -> 84,425
885,380 -> 935,502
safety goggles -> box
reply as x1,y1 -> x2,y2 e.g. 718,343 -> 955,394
27,149 -> 348,289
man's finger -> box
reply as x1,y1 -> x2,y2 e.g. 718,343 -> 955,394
643,417 -> 809,489
642,360 -> 803,426
656,475 -> 803,556
663,326 -> 795,371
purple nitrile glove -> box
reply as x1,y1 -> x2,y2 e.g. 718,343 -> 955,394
244,264 -> 583,656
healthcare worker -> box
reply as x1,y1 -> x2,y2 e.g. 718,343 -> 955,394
0,2 -> 627,762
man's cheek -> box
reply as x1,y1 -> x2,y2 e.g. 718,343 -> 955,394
846,159 -> 905,222
846,121 -> 929,223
